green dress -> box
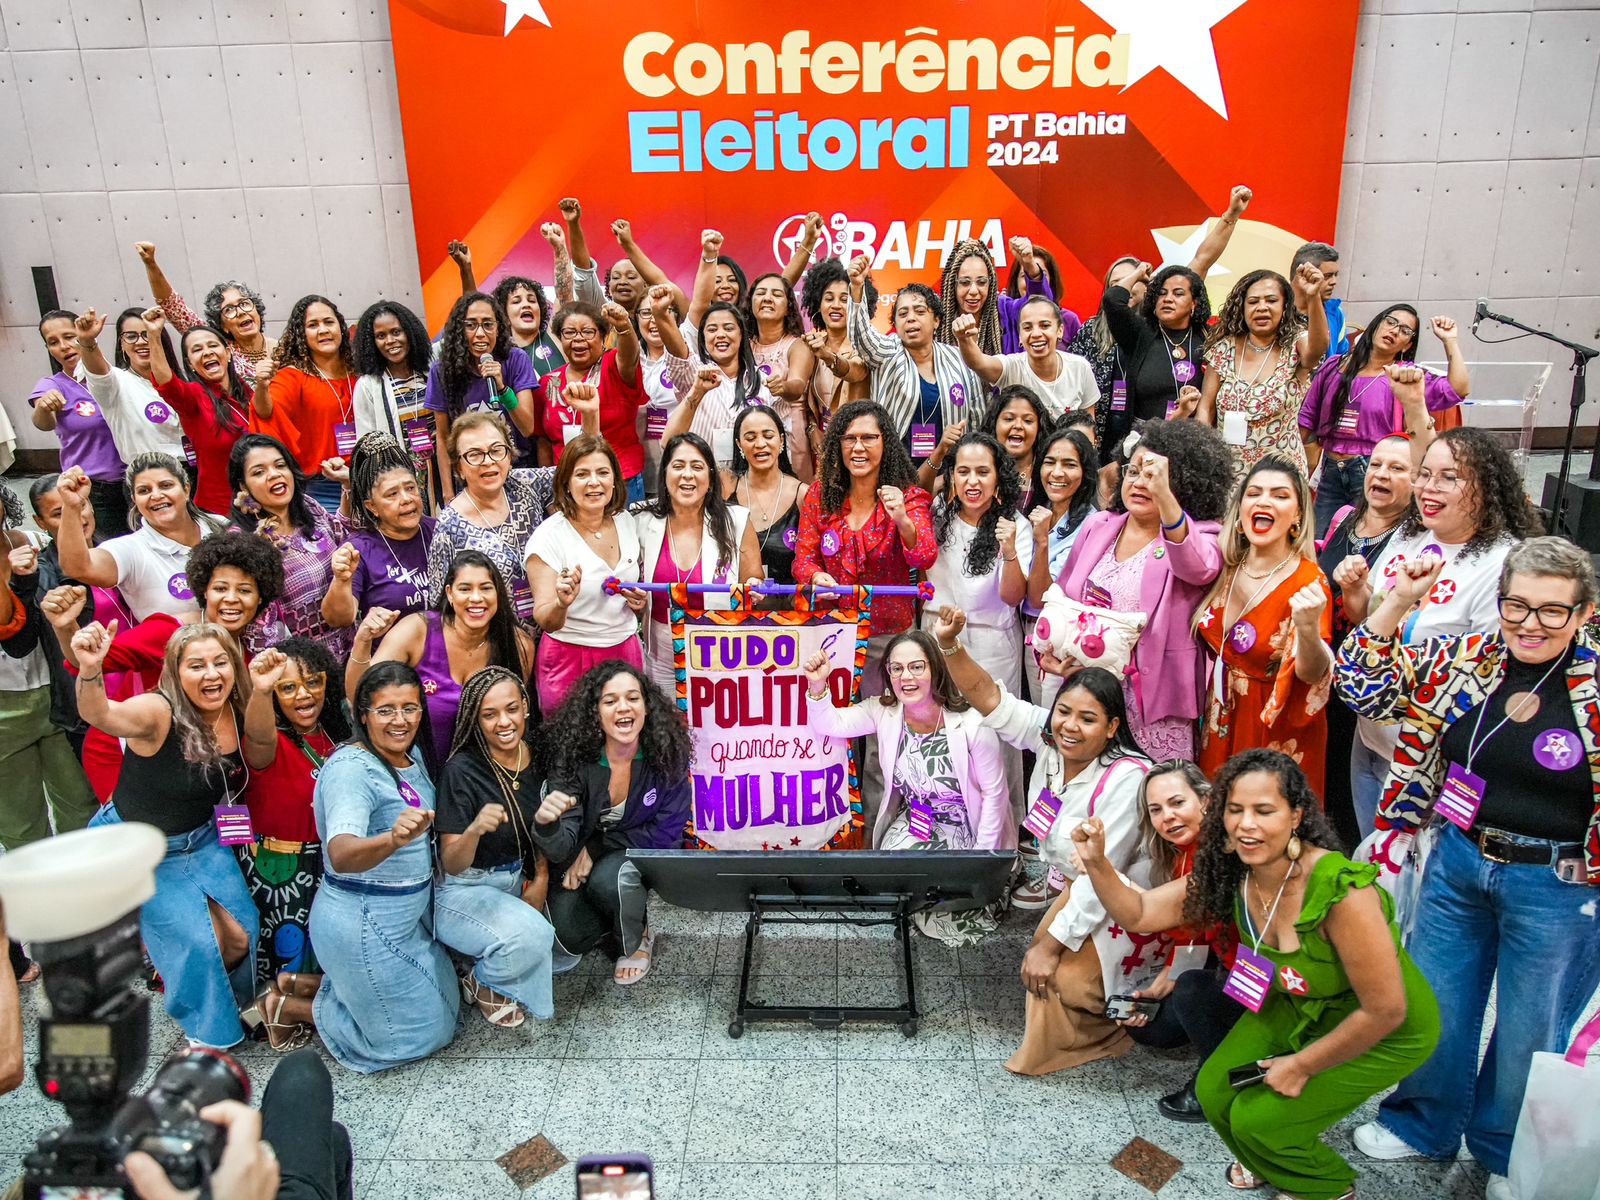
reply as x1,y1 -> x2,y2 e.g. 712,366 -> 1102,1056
1195,853 -> 1441,1200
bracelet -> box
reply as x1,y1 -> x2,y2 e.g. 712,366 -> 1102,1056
78,673 -> 103,684
806,688 -> 829,702
1003,554 -> 1018,563
351,655 -> 371,665
702,255 -> 717,264
1160,512 -> 1187,532
938,640 -> 960,656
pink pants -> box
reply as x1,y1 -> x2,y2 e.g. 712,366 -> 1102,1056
535,632 -> 645,714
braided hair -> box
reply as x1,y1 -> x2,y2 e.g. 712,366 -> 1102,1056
936,240 -> 1002,356
933,431 -> 1023,576
348,432 -> 418,531
447,665 -> 533,760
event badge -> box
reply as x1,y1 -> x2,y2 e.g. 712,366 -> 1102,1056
562,422 -> 582,445
180,436 -> 198,468
1335,404 -> 1361,440
511,583 -> 536,621
1223,945 -> 1274,1012
1170,944 -> 1209,978
949,383 -> 966,408
397,781 -> 424,808
1082,580 -> 1113,610
907,802 -> 935,842
1436,762 -> 1485,831
910,423 -> 937,459
713,428 -> 734,465
403,418 -> 435,458
213,805 -> 254,846
1222,411 -> 1248,446
1111,381 -> 1128,413
820,529 -> 842,557
1172,359 -> 1196,385
1022,787 -> 1062,840
645,409 -> 668,440
334,423 -> 357,457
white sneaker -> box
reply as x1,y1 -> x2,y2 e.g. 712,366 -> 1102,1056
1352,1121 -> 1425,1160
1484,1174 -> 1514,1200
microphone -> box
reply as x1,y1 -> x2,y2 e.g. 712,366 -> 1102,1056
479,351 -> 495,369
1471,298 -> 1489,337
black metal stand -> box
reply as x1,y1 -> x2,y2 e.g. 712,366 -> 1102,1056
728,891 -> 920,1038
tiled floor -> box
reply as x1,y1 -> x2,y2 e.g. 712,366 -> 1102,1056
1,896 -> 1493,1200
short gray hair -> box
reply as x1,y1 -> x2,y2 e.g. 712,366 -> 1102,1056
1500,536 -> 1598,607
1291,241 -> 1338,274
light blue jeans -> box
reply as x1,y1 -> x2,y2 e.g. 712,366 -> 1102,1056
1377,823 -> 1600,1174
434,864 -> 556,1018
1349,737 -> 1388,839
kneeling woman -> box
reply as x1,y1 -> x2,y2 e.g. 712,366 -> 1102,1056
802,629 -> 1011,945
1075,748 -> 1439,1200
308,662 -> 460,1073
533,663 -> 691,986
435,667 -> 557,1029
76,621 -> 258,1048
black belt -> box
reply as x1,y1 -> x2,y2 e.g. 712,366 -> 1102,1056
1474,825 -> 1583,866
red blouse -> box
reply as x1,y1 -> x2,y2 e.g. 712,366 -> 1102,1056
243,728 -> 335,843
792,483 -> 937,637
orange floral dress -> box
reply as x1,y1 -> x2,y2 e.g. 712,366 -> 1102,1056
1197,557 -> 1333,797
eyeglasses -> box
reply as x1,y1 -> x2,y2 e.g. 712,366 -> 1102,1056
460,444 -> 511,466
273,673 -> 327,699
841,433 -> 882,447
220,299 -> 257,318
560,327 -> 601,342
120,330 -> 151,344
1378,314 -> 1418,337
464,319 -> 497,333
1413,469 -> 1464,492
1497,597 -> 1582,630
371,704 -> 423,721
886,661 -> 930,678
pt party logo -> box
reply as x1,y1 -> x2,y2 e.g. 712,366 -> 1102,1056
388,1 -> 1360,327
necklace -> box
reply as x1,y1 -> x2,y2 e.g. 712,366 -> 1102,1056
1244,337 -> 1273,355
1239,551 -> 1294,581
490,742 -> 528,783
1160,324 -> 1192,361
1348,512 -> 1400,555
1248,861 -> 1299,930
1224,555 -> 1294,653
376,524 -> 430,583
462,487 -> 508,529
573,514 -> 608,543
740,474 -> 785,531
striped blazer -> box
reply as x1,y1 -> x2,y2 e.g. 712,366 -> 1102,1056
848,299 -> 986,434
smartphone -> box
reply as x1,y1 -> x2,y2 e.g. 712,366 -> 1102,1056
1228,1063 -> 1268,1091
1104,994 -> 1161,1021
576,1154 -> 654,1199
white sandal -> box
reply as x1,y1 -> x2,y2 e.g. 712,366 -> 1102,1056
614,929 -> 655,987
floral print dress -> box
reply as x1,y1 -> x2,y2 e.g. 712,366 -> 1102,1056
1205,338 -> 1308,475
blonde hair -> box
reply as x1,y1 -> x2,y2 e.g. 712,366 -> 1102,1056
158,622 -> 248,767
1194,454 -> 1317,631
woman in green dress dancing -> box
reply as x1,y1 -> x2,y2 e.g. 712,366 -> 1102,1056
1073,747 -> 1439,1200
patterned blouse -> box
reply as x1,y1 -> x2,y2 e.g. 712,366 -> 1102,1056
791,483 -> 937,637
425,467 -> 556,608
232,503 -> 355,658
1204,337 -> 1308,475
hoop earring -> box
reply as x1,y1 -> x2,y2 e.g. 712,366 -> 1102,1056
1223,837 -> 1237,854
1286,833 -> 1303,862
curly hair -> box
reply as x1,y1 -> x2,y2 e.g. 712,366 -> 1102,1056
1031,426 -> 1099,529
801,256 -> 877,330
817,400 -> 920,513
876,629 -> 970,711
202,279 -> 267,343
158,622 -> 248,768
981,384 -> 1051,468
728,404 -> 797,478
1107,418 -> 1231,522
270,294 -> 353,375
934,432 -> 1023,576
742,272 -> 804,340
268,635 -> 351,744
1203,269 -> 1302,357
936,239 -> 1001,355
1138,266 -> 1212,334
434,292 -> 511,412
1183,748 -> 1342,929
352,300 -> 432,380
185,529 -> 286,608
542,661 -> 691,784
349,432 -> 419,530
227,433 -> 318,540
645,433 -> 736,578
1398,427 -> 1543,558
491,276 -> 552,341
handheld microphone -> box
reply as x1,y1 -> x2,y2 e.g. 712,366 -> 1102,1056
1471,298 -> 1489,337
479,351 -> 495,368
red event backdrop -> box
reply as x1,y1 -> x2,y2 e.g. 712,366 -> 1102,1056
388,1 -> 1361,330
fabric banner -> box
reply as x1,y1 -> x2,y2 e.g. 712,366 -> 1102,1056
389,0 -> 1362,328
670,591 -> 871,851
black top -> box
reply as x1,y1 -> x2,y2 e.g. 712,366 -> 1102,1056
755,495 -> 802,586
1441,646 -> 1590,844
113,708 -> 245,835
435,750 -> 542,870
1100,285 -> 1206,424
531,757 -> 691,870
1317,510 -> 1402,644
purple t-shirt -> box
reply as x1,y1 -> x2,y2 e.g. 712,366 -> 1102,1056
1298,357 -> 1463,456
29,372 -> 125,480
423,346 -> 537,417
349,516 -> 436,617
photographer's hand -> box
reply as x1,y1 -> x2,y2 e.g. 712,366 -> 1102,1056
125,1100 -> 279,1200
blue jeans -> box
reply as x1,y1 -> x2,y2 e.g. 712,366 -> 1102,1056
1377,823 -> 1600,1174
1315,453 -> 1367,539
1350,736 -> 1387,839
625,473 -> 646,505
305,476 -> 345,512
434,864 -> 557,1017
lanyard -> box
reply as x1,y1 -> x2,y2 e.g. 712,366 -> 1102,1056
1463,656 -> 1563,774
296,730 -> 329,773
1241,861 -> 1296,956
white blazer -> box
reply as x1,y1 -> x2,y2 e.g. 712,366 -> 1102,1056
634,505 -> 751,663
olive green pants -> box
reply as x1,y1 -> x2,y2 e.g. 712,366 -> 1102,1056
0,685 -> 97,849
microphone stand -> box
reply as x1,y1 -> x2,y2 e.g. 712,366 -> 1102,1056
1475,306 -> 1598,542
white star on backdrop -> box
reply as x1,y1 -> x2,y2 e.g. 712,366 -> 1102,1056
1080,0 -> 1249,119
1152,223 -> 1231,277
500,0 -> 550,35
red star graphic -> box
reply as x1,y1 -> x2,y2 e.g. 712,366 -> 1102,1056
1428,579 -> 1457,604
790,837 -> 801,846
1280,966 -> 1307,995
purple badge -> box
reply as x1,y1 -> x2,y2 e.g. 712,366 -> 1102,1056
144,400 -> 172,424
1228,621 -> 1256,653
1172,360 -> 1197,384
213,805 -> 254,846
1533,730 -> 1582,771
643,788 -> 658,808
820,529 -> 841,557
397,781 -> 424,808
1022,788 -> 1062,840
658,371 -> 672,391
1223,945 -> 1273,1012
74,400 -> 97,418
167,572 -> 193,600
782,526 -> 798,550
758,363 -> 773,376
949,383 -> 966,407
907,801 -> 935,842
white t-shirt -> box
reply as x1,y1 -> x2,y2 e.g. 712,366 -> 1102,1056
1358,528 -> 1516,756
523,511 -> 643,647
103,522 -> 203,621
924,510 -> 1033,629
997,351 -> 1099,419
85,366 -> 186,460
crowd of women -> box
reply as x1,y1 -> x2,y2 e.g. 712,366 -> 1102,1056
2,188 -> 1596,1200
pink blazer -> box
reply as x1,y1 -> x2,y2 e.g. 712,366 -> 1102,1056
810,700 -> 1015,851
1054,511 -> 1222,725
